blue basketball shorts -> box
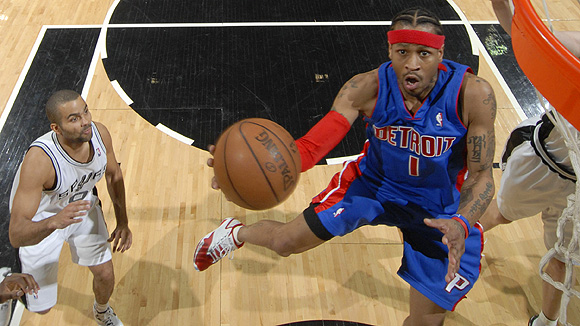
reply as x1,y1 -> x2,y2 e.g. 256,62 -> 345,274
303,161 -> 484,311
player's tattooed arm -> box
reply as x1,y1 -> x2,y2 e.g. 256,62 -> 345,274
458,178 -> 494,219
457,74 -> 497,225
331,69 -> 378,120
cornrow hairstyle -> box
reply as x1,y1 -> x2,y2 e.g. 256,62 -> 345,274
389,7 -> 444,35
45,90 -> 81,124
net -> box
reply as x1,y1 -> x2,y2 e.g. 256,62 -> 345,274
511,0 -> 580,324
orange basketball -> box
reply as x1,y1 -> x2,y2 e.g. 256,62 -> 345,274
213,118 -> 302,210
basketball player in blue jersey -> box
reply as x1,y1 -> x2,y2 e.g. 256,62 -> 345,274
195,7 -> 497,325
9,90 -> 132,326
480,1 -> 580,326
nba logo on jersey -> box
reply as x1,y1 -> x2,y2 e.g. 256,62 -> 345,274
96,148 -> 101,156
436,112 -> 443,127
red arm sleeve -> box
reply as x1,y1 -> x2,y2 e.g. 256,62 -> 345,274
294,111 -> 352,172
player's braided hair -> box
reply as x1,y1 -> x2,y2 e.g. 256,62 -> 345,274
389,7 -> 444,35
46,89 -> 81,123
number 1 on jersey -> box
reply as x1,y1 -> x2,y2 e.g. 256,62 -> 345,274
409,155 -> 419,176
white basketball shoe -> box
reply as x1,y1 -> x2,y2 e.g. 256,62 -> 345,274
193,218 -> 245,271
93,305 -> 124,326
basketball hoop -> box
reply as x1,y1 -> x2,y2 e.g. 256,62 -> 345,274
511,0 -> 580,130
511,1 -> 580,324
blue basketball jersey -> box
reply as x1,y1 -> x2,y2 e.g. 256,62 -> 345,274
357,59 -> 471,216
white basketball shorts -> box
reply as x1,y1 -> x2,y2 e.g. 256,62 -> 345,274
498,116 -> 576,259
18,204 -> 112,312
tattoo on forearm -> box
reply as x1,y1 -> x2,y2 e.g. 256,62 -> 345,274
483,130 -> 495,170
468,135 -> 486,163
467,181 -> 493,217
458,187 -> 473,211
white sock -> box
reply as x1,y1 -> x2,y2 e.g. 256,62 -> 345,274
233,226 -> 243,244
94,300 -> 109,313
533,312 -> 557,326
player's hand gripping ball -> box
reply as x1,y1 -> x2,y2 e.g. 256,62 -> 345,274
213,118 -> 301,210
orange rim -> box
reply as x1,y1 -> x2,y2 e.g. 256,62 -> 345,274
511,0 -> 580,129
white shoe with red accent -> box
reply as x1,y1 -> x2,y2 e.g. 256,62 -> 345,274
193,218 -> 244,271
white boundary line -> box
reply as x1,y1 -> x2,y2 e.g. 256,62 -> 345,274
156,123 -> 195,145
0,26 -> 47,133
40,20 -> 501,29
326,154 -> 361,165
110,80 -> 133,105
447,0 -> 480,56
100,0 -> 121,60
81,0 -> 121,98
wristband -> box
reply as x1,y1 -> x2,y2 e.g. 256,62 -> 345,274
295,111 -> 351,172
451,214 -> 471,239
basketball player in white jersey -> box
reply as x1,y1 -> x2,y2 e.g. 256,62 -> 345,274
481,1 -> 580,325
9,90 -> 132,326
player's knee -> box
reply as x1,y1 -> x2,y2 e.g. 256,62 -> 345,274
92,264 -> 115,284
270,236 -> 298,257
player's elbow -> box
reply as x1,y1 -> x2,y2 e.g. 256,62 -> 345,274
9,231 -> 22,248
9,222 -> 30,248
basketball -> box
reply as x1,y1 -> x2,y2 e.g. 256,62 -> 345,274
213,118 -> 302,210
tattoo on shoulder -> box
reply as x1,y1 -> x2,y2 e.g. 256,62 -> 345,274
337,79 -> 359,99
483,92 -> 497,120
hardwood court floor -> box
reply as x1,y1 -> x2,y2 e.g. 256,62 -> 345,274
0,0 -> 579,325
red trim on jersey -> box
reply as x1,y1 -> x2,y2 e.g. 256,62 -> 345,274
450,295 -> 465,312
474,221 -> 485,274
455,163 -> 468,192
401,63 -> 450,120
312,142 -> 368,212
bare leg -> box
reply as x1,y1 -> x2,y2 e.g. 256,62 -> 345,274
478,199 -> 512,232
88,260 -> 115,305
238,213 -> 326,257
541,258 -> 567,321
403,286 -> 447,326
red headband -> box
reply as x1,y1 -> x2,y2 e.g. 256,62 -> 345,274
387,29 -> 445,49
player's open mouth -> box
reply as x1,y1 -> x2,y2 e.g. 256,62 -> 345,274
404,75 -> 420,91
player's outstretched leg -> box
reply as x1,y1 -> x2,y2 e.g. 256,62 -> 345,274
194,218 -> 245,271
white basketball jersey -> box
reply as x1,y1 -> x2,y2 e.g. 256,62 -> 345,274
10,122 -> 108,222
